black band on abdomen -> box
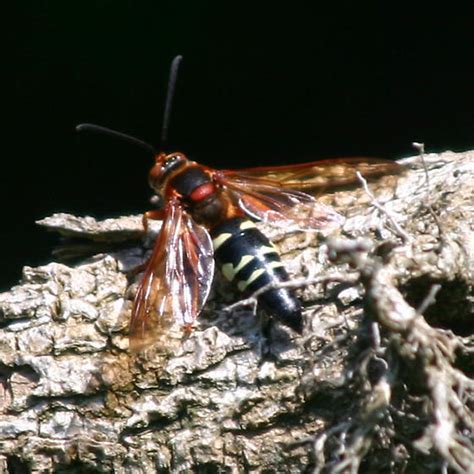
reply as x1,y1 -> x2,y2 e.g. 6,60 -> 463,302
211,217 -> 303,333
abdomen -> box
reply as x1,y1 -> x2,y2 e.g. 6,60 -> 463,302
211,217 -> 303,333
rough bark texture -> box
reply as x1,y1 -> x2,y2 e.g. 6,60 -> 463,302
0,150 -> 472,473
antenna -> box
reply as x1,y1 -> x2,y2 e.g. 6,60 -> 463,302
160,55 -> 183,147
76,55 -> 183,154
75,123 -> 157,156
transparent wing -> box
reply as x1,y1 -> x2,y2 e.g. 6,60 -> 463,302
216,157 -> 403,231
218,174 -> 344,232
129,198 -> 215,350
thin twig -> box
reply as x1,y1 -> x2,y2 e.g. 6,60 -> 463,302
412,142 -> 446,242
412,142 -> 430,188
222,272 -> 359,313
416,283 -> 442,315
356,171 -> 412,243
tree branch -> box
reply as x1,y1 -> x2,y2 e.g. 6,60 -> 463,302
1,150 -> 472,473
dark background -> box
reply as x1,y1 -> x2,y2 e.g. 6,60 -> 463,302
3,2 -> 472,290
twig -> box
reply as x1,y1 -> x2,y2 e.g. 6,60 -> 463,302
356,171 -> 412,243
222,272 -> 359,313
412,142 -> 446,242
416,283 -> 442,315
412,142 -> 430,188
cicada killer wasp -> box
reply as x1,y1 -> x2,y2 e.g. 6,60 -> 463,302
77,56 -> 403,350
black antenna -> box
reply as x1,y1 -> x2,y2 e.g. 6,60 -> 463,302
160,55 -> 183,147
75,123 -> 157,156
76,55 -> 183,155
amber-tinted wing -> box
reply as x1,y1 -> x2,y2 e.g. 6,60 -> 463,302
129,197 -> 215,350
222,157 -> 402,192
216,157 -> 402,231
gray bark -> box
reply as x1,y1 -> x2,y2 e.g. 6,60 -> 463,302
0,150 -> 472,473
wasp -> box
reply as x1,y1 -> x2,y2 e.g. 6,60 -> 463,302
77,56 -> 402,349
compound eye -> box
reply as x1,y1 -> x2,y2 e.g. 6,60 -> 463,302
148,164 -> 163,189
148,153 -> 187,192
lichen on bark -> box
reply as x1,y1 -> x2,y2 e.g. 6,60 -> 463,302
0,150 -> 472,473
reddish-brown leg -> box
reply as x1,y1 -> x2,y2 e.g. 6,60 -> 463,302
142,209 -> 166,233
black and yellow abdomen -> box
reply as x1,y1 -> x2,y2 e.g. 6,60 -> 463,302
211,217 -> 303,333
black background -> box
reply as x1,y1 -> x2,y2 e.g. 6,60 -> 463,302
3,2 -> 472,290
